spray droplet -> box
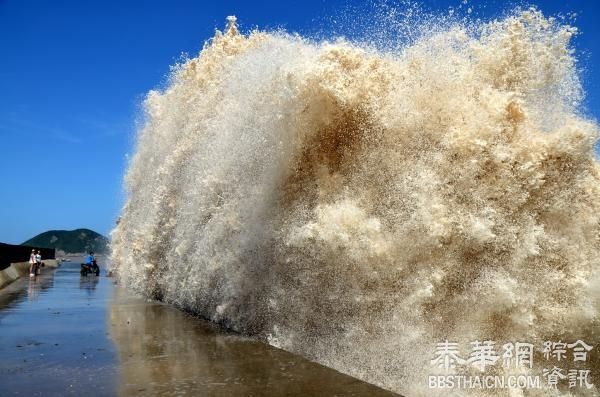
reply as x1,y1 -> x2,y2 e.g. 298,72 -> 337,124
225,15 -> 239,36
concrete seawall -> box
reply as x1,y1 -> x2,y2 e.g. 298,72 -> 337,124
0,259 -> 59,289
0,242 -> 55,270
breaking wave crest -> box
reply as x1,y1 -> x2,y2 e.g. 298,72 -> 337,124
112,8 -> 600,396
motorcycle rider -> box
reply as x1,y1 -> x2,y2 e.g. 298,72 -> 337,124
85,252 -> 94,266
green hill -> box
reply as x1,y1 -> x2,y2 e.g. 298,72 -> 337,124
22,229 -> 109,254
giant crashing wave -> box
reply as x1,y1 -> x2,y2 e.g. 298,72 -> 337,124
112,10 -> 600,396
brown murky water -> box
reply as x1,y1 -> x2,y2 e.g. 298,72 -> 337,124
0,263 -> 399,396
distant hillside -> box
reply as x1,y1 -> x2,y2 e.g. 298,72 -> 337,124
22,229 -> 109,254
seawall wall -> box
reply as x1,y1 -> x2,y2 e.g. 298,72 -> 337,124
0,259 -> 59,289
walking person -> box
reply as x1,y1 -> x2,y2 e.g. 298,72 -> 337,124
35,250 -> 42,275
29,249 -> 36,277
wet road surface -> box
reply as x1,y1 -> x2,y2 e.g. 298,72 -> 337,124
0,263 -> 399,396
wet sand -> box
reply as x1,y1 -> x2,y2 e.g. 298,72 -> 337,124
0,263 -> 399,396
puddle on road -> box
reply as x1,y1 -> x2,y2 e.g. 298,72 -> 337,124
0,263 -> 118,397
0,263 -> 398,396
109,287 -> 398,396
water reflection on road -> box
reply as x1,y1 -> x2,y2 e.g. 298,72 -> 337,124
0,262 -> 117,397
109,288 -> 397,396
0,263 -> 398,396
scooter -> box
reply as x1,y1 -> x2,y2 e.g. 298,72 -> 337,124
80,260 -> 100,276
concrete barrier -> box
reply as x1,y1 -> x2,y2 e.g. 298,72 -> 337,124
0,260 -> 59,290
0,242 -> 55,271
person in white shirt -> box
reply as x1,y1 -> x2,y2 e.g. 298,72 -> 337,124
29,250 -> 36,277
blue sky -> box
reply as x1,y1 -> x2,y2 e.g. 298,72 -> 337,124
0,0 -> 599,244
